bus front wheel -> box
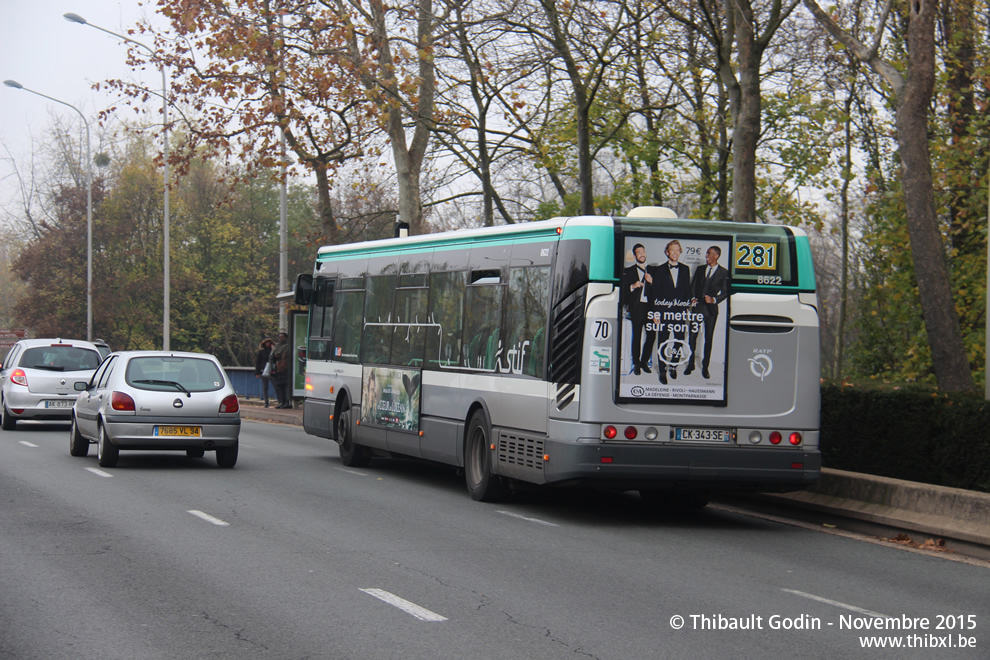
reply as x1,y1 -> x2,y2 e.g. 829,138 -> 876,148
465,411 -> 508,502
337,399 -> 371,467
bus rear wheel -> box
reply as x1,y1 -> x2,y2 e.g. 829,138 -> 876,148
337,399 -> 371,467
465,411 -> 508,502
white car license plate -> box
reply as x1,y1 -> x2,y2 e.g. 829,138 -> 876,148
45,400 -> 74,409
154,426 -> 203,437
673,427 -> 732,443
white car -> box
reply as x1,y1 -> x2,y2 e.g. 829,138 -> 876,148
70,351 -> 241,468
0,338 -> 103,430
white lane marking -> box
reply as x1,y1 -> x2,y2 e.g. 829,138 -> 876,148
335,467 -> 368,477
18,440 -> 39,448
187,510 -> 230,526
782,589 -> 889,618
497,510 -> 559,527
84,467 -> 114,478
360,588 -> 447,622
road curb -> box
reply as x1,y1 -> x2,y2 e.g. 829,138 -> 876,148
751,468 -> 990,551
238,398 -> 303,426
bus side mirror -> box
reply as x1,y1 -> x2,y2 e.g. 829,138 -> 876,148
74,381 -> 88,391
294,273 -> 313,305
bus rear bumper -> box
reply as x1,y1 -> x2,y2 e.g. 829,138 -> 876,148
541,439 -> 821,492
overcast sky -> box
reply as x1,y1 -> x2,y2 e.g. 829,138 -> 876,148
1,0 -> 163,207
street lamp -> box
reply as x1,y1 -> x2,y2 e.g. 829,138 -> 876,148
4,79 -> 93,342
65,12 -> 171,350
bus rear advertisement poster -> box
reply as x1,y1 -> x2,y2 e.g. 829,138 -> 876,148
618,233 -> 731,405
360,366 -> 422,431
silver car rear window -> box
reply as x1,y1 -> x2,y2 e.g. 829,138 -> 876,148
20,346 -> 102,371
126,357 -> 225,392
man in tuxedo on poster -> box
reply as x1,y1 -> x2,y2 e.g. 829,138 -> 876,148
649,239 -> 693,384
687,245 -> 729,379
621,243 -> 655,375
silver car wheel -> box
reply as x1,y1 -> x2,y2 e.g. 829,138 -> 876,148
69,415 -> 90,457
97,423 -> 118,468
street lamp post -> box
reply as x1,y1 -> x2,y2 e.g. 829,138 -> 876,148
65,12 -> 171,350
4,80 -> 93,342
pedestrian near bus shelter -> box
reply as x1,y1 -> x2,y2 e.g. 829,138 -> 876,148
270,332 -> 291,408
254,337 -> 275,407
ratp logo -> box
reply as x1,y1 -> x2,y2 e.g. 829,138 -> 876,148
747,354 -> 773,381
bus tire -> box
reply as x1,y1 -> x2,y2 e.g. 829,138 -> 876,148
69,414 -> 89,456
465,411 -> 509,502
337,399 -> 371,467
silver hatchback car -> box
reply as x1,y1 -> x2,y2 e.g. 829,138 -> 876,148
1,338 -> 103,430
70,351 -> 241,468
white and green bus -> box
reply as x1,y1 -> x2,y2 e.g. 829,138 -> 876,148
293,207 -> 820,506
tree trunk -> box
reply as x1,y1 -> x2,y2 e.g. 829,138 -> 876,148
896,0 -> 974,391
730,0 -> 761,223
940,0 -> 976,251
835,90 -> 854,379
314,165 -> 339,246
803,0 -> 975,391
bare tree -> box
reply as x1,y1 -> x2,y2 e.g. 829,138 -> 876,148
332,0 -> 452,235
803,0 -> 974,391
661,0 -> 803,223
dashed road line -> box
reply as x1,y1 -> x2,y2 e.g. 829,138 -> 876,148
84,467 -> 114,478
360,588 -> 447,622
782,589 -> 888,618
187,510 -> 230,526
497,510 -> 559,527
18,440 -> 39,448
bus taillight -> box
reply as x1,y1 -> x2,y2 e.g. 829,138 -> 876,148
769,431 -> 782,445
603,425 -> 617,439
624,426 -> 638,440
789,432 -> 802,446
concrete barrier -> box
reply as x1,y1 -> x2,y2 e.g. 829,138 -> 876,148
756,468 -> 990,551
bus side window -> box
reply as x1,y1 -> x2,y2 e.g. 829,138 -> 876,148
465,270 -> 503,371
361,273 -> 397,364
333,289 -> 365,363
391,284 -> 428,366
308,279 -> 334,361
426,271 -> 466,368
506,266 -> 550,378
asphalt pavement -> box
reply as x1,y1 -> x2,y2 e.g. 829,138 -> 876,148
237,397 -> 990,561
